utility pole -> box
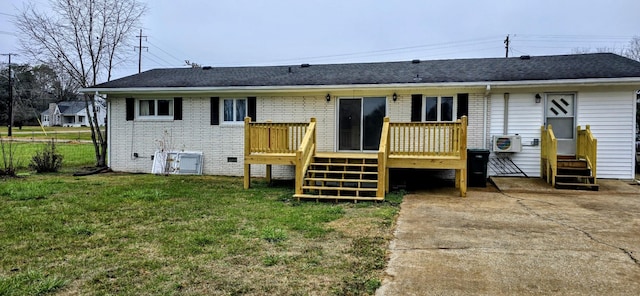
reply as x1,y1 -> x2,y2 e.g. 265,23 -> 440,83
135,29 -> 147,73
1,53 -> 17,137
504,35 -> 510,58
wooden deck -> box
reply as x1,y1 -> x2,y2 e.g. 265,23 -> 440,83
244,116 -> 468,200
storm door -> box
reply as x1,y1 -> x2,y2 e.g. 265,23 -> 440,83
338,97 -> 386,151
545,93 -> 576,155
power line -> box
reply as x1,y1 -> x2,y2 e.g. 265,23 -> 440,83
146,39 -> 184,65
142,55 -> 171,69
145,51 -> 176,67
210,36 -> 503,66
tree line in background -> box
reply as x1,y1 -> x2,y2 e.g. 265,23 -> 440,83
0,63 -> 77,127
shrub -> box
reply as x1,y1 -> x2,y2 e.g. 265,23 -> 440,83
30,139 -> 64,173
0,137 -> 17,176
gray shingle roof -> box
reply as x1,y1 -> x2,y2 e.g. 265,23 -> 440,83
57,101 -> 86,115
90,53 -> 640,89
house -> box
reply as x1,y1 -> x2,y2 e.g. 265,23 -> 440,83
81,53 -> 640,198
41,98 -> 106,127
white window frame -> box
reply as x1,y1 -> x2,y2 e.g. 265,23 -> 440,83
136,98 -> 174,120
423,95 -> 456,122
222,98 -> 247,124
43,115 -> 49,122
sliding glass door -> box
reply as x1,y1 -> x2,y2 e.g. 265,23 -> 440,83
338,97 -> 386,151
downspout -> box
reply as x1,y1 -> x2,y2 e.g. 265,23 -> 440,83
483,85 -> 491,149
107,98 -> 112,168
503,93 -> 510,135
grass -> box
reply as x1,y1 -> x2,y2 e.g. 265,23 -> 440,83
0,173 -> 404,295
0,141 -> 95,171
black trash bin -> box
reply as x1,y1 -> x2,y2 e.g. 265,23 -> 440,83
467,149 -> 490,187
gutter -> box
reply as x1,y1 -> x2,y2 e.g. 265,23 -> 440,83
79,77 -> 640,94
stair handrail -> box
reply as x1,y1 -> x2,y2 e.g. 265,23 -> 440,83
295,118 -> 317,195
540,124 -> 558,186
576,125 -> 597,182
377,117 -> 391,197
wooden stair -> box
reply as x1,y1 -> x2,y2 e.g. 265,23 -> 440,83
293,153 -> 382,201
555,158 -> 599,191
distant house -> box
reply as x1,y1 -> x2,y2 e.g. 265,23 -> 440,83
41,99 -> 106,127
80,53 -> 640,199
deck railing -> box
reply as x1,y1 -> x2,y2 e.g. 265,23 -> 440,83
295,118 -> 317,195
389,116 -> 468,157
377,117 -> 391,197
540,124 -> 558,186
576,125 -> 597,181
245,118 -> 309,154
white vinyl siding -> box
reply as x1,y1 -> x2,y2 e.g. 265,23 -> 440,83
577,91 -> 636,179
489,90 -> 636,179
489,93 -> 544,177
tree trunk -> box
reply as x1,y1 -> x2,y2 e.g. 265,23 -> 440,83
84,93 -> 107,167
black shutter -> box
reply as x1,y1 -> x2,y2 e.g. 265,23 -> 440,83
248,97 -> 257,121
410,94 -> 422,122
173,97 -> 183,120
211,97 -> 219,125
126,98 -> 134,121
457,93 -> 468,119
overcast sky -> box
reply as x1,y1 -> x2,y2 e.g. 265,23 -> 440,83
1,0 -> 640,80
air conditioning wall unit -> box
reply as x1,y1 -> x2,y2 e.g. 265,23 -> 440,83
492,135 -> 522,152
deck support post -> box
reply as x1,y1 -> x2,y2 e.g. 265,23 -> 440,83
457,168 -> 467,197
244,164 -> 251,189
266,164 -> 272,184
385,167 -> 390,193
459,116 -> 468,197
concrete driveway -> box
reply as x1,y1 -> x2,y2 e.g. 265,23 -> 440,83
377,177 -> 640,295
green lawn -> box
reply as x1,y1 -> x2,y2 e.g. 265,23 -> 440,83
0,141 -> 95,171
3,126 -> 95,142
0,173 -> 403,295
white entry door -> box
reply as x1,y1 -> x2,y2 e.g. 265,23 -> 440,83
545,93 -> 576,155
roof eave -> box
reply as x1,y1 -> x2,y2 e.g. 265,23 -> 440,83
79,77 -> 640,95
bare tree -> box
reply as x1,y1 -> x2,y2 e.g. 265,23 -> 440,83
15,0 -> 146,167
571,46 -> 624,56
572,36 -> 640,62
624,36 -> 640,62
